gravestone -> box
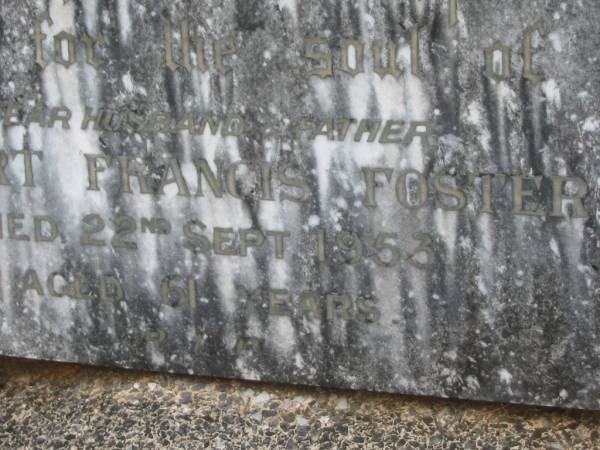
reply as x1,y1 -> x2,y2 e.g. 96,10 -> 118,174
0,0 -> 599,410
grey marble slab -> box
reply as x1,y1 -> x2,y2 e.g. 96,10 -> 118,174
0,0 -> 599,410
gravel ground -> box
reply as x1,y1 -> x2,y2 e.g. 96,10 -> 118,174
0,357 -> 599,449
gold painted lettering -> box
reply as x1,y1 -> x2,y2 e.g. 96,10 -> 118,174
314,119 -> 335,140
403,121 -> 430,146
197,115 -> 221,135
183,220 -> 211,254
34,14 -> 53,69
174,112 -> 194,132
512,175 -> 544,216
336,118 -> 354,141
34,216 -> 59,242
279,165 -> 312,204
222,114 -> 245,137
410,26 -> 423,78
333,232 -> 364,265
158,158 -> 191,196
161,275 -> 185,307
409,233 -> 435,269
118,156 -> 152,194
372,40 -> 403,79
85,154 -> 113,191
396,170 -> 428,209
194,159 -> 224,198
259,162 -> 274,201
238,286 -> 263,316
372,232 -> 400,267
80,33 -> 103,69
551,176 -> 588,218
523,21 -> 544,83
3,106 -> 20,127
293,117 -> 315,139
268,289 -> 291,316
326,293 -> 352,321
8,213 -> 29,241
25,105 -> 46,128
480,174 -> 494,214
226,162 -> 249,198
357,296 -> 381,323
213,227 -> 237,256
81,108 -> 103,130
100,112 -> 125,132
484,43 -> 512,81
379,120 -> 404,144
434,174 -> 467,211
449,0 -> 458,27
100,276 -> 124,302
214,35 -> 237,75
339,38 -> 364,76
48,107 -> 72,129
11,148 -> 43,187
164,20 -> 192,72
0,152 -> 9,185
192,37 -> 209,73
73,274 -> 94,300
47,272 -> 69,298
53,31 -> 77,68
266,230 -> 290,259
22,269 -> 43,295
299,291 -> 321,319
354,120 -> 381,143
362,167 -> 393,208
304,37 -> 333,78
239,229 -> 265,256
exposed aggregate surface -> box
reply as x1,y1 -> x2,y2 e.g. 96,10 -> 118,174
0,357 -> 599,449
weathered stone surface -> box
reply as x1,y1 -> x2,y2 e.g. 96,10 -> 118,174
0,0 -> 599,410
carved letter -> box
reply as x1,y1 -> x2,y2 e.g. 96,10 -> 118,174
373,40 -> 403,79
8,214 -> 29,241
214,35 -> 237,75
523,21 -> 544,83
396,170 -> 428,209
0,152 -> 9,185
304,37 -> 333,78
22,269 -> 43,295
484,43 -> 512,82
194,159 -> 224,198
339,38 -> 364,76
118,156 -> 152,194
449,0 -> 458,27
164,20 -> 192,72
551,176 -> 588,218
48,107 -> 72,129
100,276 -> 124,302
354,120 -> 381,143
363,167 -> 393,208
34,216 -> 59,242
34,14 -> 53,69
279,165 -> 312,204
239,229 -> 266,257
11,148 -> 43,187
410,26 -> 423,78
434,174 -> 466,211
512,175 -> 544,216
85,154 -> 113,191
158,158 -> 191,197
53,31 -> 77,68
81,33 -> 103,69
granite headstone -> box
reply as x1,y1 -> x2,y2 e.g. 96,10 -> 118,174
0,0 -> 599,410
